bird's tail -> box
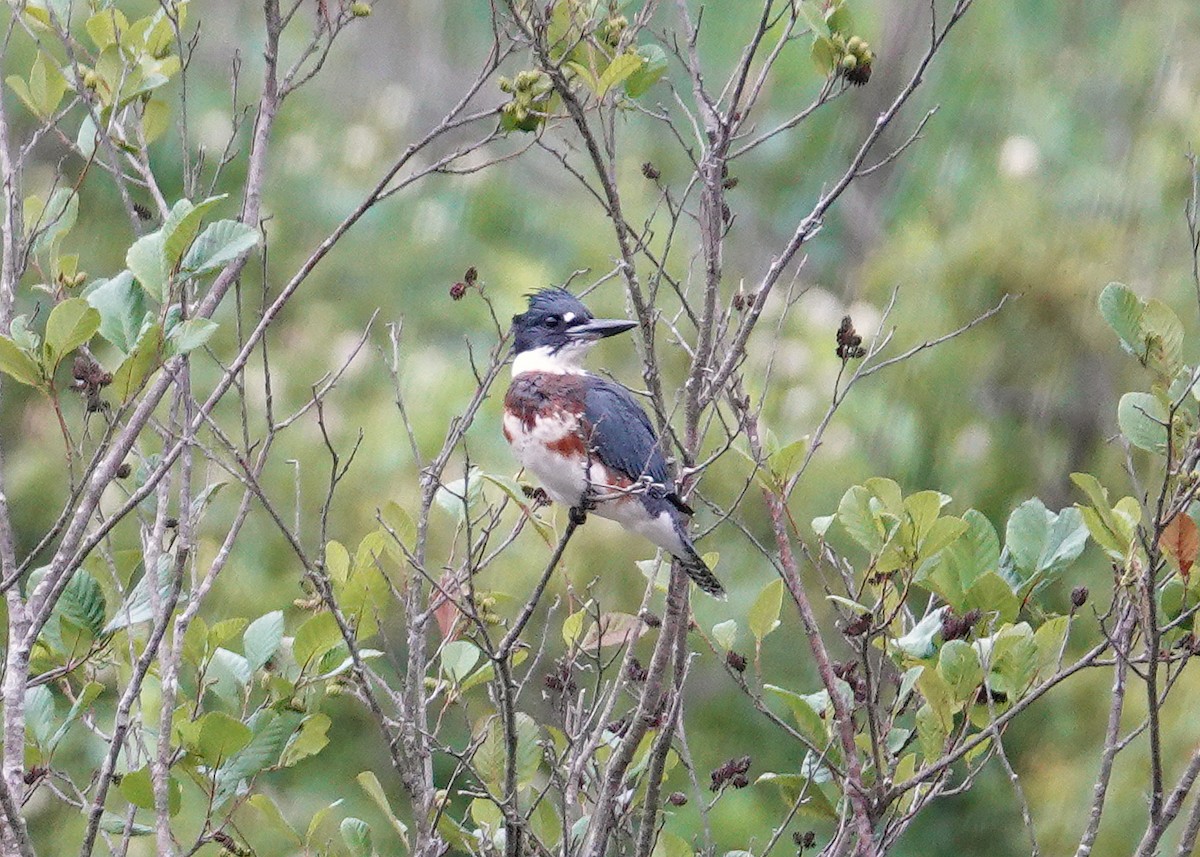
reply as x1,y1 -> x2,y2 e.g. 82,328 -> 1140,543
673,522 -> 726,599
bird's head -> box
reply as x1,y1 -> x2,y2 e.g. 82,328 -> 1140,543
510,288 -> 636,375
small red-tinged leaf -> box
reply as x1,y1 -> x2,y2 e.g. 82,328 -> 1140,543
1160,513 -> 1199,578
433,570 -> 463,640
580,612 -> 645,650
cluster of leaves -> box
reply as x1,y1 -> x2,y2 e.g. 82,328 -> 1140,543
0,192 -> 257,402
500,0 -> 668,133
804,0 -> 874,84
1096,282 -> 1200,635
705,479 -> 1086,818
12,1 -> 188,150
21,553 -> 365,845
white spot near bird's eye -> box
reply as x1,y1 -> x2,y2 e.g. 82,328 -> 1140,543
563,312 -> 576,323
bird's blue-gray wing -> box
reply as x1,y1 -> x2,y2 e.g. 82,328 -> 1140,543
582,377 -> 671,486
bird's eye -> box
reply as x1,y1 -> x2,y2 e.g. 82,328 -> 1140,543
544,316 -> 560,328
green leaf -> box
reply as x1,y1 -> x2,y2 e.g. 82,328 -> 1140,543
932,509 -> 999,605
110,323 -> 164,400
441,640 -> 481,683
103,555 -> 176,632
837,485 -> 885,552
915,703 -> 947,760
181,219 -> 259,275
625,44 -> 668,97
1142,298 -> 1184,375
48,681 -> 103,750
126,230 -> 169,301
920,516 -> 968,562
306,799 -> 345,847
42,569 -> 106,653
357,771 -> 409,842
243,610 -> 284,671
811,35 -> 837,74
86,271 -> 147,353
208,617 -> 249,649
164,318 -> 218,356
142,98 -> 171,144
596,51 -> 643,97
28,52 -> 68,117
652,831 -> 696,857
340,818 -> 373,857
1034,615 -> 1070,679
380,501 -> 416,551
217,710 -> 303,793
24,686 -> 55,748
99,815 -> 154,837
748,578 -> 784,642
938,640 -> 983,701
1118,392 -> 1168,453
1005,499 -> 1050,575
475,713 -> 542,788
1099,282 -> 1144,355
1037,507 -> 1088,577
247,794 -> 302,845
29,188 -> 78,255
86,8 -> 129,49
196,711 -> 252,766
755,773 -> 838,821
280,713 -> 331,767
894,607 -> 947,659
964,572 -> 1020,623
434,467 -> 483,516
6,76 -> 37,117
293,611 -> 343,668
162,196 -> 225,268
119,765 -> 181,815
208,648 -> 252,698
562,608 -> 586,646
0,336 -> 44,387
712,619 -> 737,650
763,684 -> 828,748
43,298 -> 100,370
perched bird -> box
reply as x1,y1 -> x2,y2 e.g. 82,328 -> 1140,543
502,288 -> 725,598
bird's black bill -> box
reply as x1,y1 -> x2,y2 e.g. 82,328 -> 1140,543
567,318 -> 638,341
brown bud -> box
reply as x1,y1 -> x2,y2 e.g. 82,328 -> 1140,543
464,266 -> 478,285
640,610 -> 662,628
450,281 -> 467,300
165,517 -> 178,529
1071,585 -> 1089,609
667,791 -> 688,806
844,612 -> 871,637
726,650 -> 747,673
641,161 -> 661,181
115,462 -> 132,479
722,176 -> 739,190
836,315 -> 866,360
626,657 -> 648,682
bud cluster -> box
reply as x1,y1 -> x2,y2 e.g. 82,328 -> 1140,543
72,355 -> 112,412
836,315 -> 866,360
837,35 -> 875,85
940,608 -> 982,642
709,755 -> 752,791
499,69 -> 553,132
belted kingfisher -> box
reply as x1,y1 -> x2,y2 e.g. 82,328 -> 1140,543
502,288 -> 725,598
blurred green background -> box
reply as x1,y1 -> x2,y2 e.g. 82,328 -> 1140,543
4,0 -> 1200,853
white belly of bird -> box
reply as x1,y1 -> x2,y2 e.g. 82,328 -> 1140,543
502,410 -> 687,558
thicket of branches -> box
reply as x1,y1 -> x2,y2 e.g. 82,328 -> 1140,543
2,1 -> 1200,856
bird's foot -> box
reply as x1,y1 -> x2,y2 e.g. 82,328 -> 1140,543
568,505 -> 589,526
